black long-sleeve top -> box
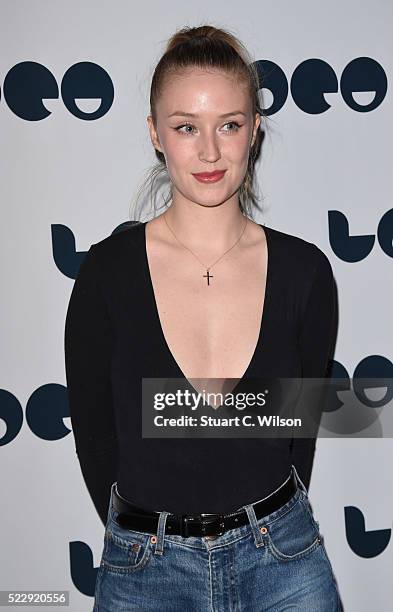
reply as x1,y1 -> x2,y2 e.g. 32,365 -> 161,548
64,221 -> 336,526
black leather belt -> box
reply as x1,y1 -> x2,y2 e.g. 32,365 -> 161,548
112,468 -> 298,538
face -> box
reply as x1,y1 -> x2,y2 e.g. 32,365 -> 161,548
147,68 -> 260,208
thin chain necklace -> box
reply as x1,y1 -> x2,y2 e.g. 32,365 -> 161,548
162,213 -> 248,286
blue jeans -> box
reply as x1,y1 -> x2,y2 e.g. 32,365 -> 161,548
93,465 -> 343,611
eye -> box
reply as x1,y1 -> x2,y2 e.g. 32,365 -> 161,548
222,121 -> 241,133
174,121 -> 242,136
174,123 -> 196,135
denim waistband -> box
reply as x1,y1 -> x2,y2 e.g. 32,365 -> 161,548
108,464 -> 308,548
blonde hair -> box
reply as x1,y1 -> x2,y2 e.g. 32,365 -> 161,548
130,24 -> 268,222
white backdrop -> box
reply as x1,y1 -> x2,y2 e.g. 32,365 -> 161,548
1,1 -> 392,610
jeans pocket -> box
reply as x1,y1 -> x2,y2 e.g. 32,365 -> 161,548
265,493 -> 322,561
100,506 -> 153,574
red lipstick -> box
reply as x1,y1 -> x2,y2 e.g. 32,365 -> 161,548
192,170 -> 226,183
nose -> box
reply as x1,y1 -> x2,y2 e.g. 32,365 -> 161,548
199,131 -> 221,163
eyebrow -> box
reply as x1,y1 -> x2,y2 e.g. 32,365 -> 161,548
168,110 -> 247,118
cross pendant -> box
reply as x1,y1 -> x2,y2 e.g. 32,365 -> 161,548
203,269 -> 213,286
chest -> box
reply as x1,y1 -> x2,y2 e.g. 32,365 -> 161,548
146,237 -> 268,380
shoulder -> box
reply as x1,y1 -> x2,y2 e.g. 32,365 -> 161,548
264,224 -> 333,281
88,221 -> 144,271
92,221 -> 143,253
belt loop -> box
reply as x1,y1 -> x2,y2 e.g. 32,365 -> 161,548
242,504 -> 265,548
106,482 -> 116,525
153,511 -> 171,555
291,464 -> 308,496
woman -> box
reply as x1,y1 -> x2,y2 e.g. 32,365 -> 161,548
65,25 -> 343,611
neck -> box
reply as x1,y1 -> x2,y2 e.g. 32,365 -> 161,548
162,196 -> 247,252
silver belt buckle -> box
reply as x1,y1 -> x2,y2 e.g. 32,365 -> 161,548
181,513 -> 226,537
200,513 -> 226,537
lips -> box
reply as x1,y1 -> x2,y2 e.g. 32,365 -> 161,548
192,170 -> 226,183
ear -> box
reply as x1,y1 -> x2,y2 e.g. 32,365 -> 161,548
251,112 -> 261,147
147,115 -> 163,153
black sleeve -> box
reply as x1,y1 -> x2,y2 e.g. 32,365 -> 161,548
289,247 -> 336,490
64,244 -> 117,527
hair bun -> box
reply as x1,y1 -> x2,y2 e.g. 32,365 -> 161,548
166,26 -> 221,53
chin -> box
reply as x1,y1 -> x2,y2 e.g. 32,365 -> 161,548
195,196 -> 232,208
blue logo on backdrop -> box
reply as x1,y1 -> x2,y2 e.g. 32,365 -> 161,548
344,507 -> 391,558
69,541 -> 98,598
253,57 -> 387,114
0,385 -> 69,446
329,208 -> 393,261
1,61 -> 114,120
329,356 -> 393,410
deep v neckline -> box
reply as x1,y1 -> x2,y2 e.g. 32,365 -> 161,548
141,220 -> 272,388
